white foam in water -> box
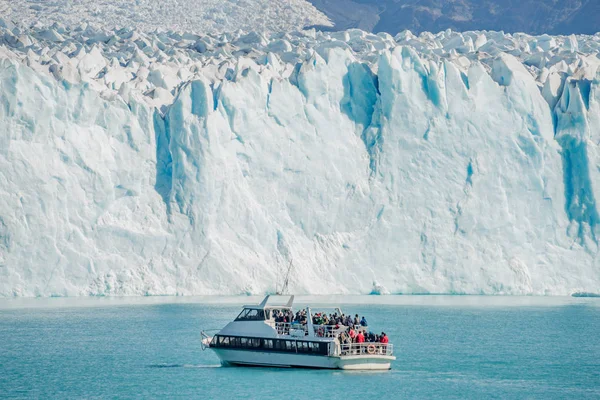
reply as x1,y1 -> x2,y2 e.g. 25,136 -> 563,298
0,18 -> 600,297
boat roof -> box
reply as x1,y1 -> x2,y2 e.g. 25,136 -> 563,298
242,295 -> 294,310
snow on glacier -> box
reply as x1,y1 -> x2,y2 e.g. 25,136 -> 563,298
0,22 -> 600,296
0,0 -> 332,35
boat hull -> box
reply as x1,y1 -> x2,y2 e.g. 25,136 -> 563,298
336,355 -> 395,370
211,348 -> 394,370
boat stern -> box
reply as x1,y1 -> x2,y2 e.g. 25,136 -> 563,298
335,355 -> 396,370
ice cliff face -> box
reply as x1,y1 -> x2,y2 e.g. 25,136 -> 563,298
1,23 -> 600,296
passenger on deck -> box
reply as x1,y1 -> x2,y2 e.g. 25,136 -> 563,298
339,332 -> 350,345
349,327 -> 356,341
380,332 -> 389,344
360,316 -> 368,326
344,315 -> 352,326
335,314 -> 342,325
354,314 -> 359,326
356,331 -> 365,343
274,310 -> 285,323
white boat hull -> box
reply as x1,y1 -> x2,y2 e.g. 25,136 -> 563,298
336,355 -> 395,370
211,348 -> 394,370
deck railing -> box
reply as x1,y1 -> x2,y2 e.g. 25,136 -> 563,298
313,324 -> 346,337
339,343 -> 393,356
274,322 -> 293,335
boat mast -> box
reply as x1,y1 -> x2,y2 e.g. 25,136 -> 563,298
276,258 -> 293,295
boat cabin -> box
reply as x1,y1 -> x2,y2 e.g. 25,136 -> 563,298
233,295 -> 294,322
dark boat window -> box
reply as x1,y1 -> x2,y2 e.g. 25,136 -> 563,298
235,308 -> 267,321
297,341 -> 307,352
212,335 -> 328,355
311,342 -> 320,353
218,336 -> 230,346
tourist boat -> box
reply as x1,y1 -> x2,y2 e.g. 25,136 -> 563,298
200,295 -> 395,370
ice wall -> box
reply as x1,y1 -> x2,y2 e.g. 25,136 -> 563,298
1,25 -> 600,296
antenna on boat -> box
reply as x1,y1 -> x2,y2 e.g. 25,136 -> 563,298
276,258 -> 293,295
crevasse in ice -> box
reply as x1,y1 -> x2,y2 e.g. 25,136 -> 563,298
1,23 -> 599,296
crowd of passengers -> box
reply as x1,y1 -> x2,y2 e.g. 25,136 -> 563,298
272,310 -> 389,344
273,310 -> 367,327
339,328 -> 389,345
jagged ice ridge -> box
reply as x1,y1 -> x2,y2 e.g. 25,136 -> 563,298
1,21 -> 600,296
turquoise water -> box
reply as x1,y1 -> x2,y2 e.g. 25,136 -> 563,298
1,296 -> 599,399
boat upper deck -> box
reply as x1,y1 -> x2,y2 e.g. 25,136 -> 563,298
217,295 -> 391,349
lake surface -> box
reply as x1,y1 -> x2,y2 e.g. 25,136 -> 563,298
1,296 -> 599,399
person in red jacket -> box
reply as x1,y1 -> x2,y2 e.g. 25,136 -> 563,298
380,332 -> 389,344
356,331 -> 365,343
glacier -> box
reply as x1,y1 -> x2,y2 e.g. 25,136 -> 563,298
0,0 -> 332,35
1,22 -> 600,296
